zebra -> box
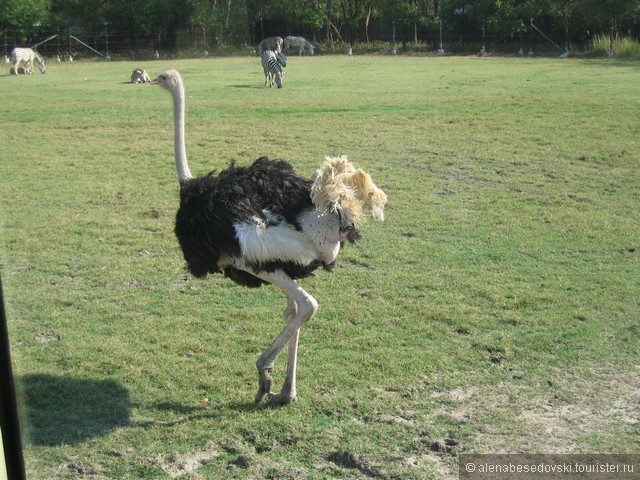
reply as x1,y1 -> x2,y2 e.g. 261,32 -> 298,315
275,50 -> 287,75
260,50 -> 283,88
131,68 -> 152,84
258,36 -> 283,54
11,48 -> 45,76
283,36 -> 315,56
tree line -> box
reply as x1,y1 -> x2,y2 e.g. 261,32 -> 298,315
2,0 -> 639,53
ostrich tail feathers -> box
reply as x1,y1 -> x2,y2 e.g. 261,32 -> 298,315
311,156 -> 387,228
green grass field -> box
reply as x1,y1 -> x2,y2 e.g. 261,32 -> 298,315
1,55 -> 639,479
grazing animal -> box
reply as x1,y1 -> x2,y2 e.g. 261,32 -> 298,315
131,68 -> 152,84
258,36 -> 283,54
11,48 -> 45,75
275,50 -> 287,74
151,69 -> 387,404
284,36 -> 315,56
261,50 -> 284,88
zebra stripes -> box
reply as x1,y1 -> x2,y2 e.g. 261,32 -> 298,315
11,48 -> 46,76
258,36 -> 283,54
284,36 -> 315,56
275,50 -> 286,73
256,34 -> 315,87
261,50 -> 283,88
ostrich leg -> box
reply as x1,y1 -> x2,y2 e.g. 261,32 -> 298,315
252,270 -> 318,404
277,330 -> 300,403
278,299 -> 300,402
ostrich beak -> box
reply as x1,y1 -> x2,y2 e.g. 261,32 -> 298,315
150,75 -> 164,85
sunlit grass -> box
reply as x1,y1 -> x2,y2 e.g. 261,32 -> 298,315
1,56 -> 639,478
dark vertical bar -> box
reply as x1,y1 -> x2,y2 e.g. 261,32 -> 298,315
0,278 -> 26,480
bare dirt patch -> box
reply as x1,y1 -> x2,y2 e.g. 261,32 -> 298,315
434,366 -> 640,454
155,450 -> 218,478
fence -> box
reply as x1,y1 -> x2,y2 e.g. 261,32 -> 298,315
2,18 -> 638,61
2,27 -> 236,61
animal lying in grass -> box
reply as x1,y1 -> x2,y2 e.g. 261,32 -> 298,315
131,68 -> 152,83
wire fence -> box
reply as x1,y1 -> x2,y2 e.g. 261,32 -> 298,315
2,19 -> 638,61
2,27 -> 223,61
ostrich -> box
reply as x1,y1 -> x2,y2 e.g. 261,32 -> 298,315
151,69 -> 387,404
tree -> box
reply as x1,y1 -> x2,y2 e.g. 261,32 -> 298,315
580,0 -> 640,31
2,0 -> 638,52
1,0 -> 51,42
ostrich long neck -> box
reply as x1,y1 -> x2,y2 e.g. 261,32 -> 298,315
173,79 -> 193,184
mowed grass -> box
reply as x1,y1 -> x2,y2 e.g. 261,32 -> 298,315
1,55 -> 639,479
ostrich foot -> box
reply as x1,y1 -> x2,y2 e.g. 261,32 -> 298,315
269,374 -> 297,404
255,368 -> 297,404
256,375 -> 297,404
256,367 -> 274,403
266,375 -> 297,404
267,390 -> 297,404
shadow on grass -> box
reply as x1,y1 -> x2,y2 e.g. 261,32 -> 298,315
132,399 -> 289,428
148,398 -> 283,418
20,374 -> 290,445
228,84 -> 266,89
19,374 -> 131,446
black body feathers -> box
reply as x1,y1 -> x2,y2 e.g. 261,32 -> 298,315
174,157 -> 322,287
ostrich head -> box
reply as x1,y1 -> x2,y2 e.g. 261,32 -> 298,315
151,69 -> 182,93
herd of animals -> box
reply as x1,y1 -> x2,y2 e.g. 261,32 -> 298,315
7,36 -> 388,405
256,35 -> 315,88
8,35 -> 315,90
130,35 -> 315,88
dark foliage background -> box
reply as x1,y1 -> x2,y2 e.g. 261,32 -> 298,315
2,1 -> 639,58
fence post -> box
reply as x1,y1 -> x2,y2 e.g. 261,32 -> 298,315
2,33 -> 9,64
203,26 -> 208,56
104,22 -> 110,60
